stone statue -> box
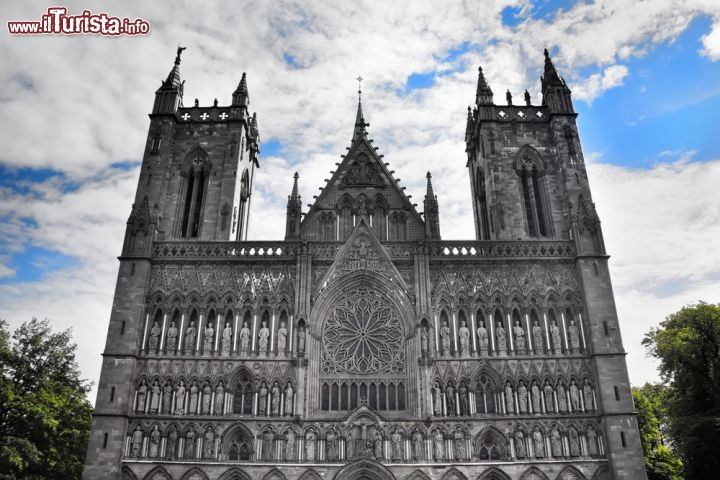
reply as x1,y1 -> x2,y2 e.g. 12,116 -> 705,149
162,381 -> 173,414
184,320 -> 196,355
148,321 -> 160,353
445,383 -> 456,415
569,428 -> 580,457
506,89 -> 513,105
568,319 -> 581,352
513,319 -> 526,354
477,320 -> 489,355
277,321 -> 287,356
175,380 -> 186,414
204,428 -> 215,459
149,379 -> 161,413
262,429 -> 273,460
284,382 -> 294,416
550,320 -> 562,354
458,320 -> 470,356
433,383 -> 443,416
391,428 -> 402,461
202,381 -> 212,414
214,381 -> 225,415
587,427 -> 599,456
524,89 -> 531,106
413,431 -> 424,460
496,321 -> 507,355
136,378 -> 148,412
346,430 -> 355,460
458,382 -> 469,415
271,382 -> 281,415
532,427 -> 544,458
305,431 -> 316,461
433,430 -> 444,461
285,429 -> 296,461
258,320 -> 270,354
515,430 -> 526,458
167,427 -> 178,460
531,381 -> 541,413
453,430 -> 464,460
569,379 -> 580,411
557,380 -> 568,413
504,381 -> 514,413
189,380 -> 199,414
326,429 -> 338,461
185,429 -> 196,459
532,320 -> 544,354
166,321 -> 178,351
517,381 -> 528,413
297,326 -> 306,354
440,320 -> 451,356
544,380 -> 555,412
221,322 -> 232,356
373,430 -> 383,460
551,428 -> 562,457
239,321 -> 250,355
583,379 -> 594,410
258,381 -> 268,415
149,424 -> 160,457
203,322 -> 214,353
420,327 -> 429,355
131,426 -> 143,457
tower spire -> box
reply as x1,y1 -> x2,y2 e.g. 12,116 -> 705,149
153,46 -> 186,114
352,75 -> 369,144
542,48 -> 563,86
424,171 -> 441,239
475,66 -> 494,105
232,72 -> 250,107
285,172 -> 302,240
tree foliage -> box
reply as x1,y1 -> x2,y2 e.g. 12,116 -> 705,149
643,302 -> 720,480
632,383 -> 683,480
0,318 -> 93,480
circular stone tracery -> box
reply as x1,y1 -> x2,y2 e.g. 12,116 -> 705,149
321,286 -> 404,375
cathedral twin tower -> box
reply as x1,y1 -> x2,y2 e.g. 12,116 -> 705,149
83,47 -> 647,480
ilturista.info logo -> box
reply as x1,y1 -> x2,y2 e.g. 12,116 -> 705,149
8,7 -> 150,35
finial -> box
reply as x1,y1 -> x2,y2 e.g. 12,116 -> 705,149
544,48 -> 549,58
294,172 -> 299,179
357,75 -> 364,101
175,45 -> 187,65
426,171 -> 432,179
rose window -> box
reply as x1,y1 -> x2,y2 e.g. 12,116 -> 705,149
321,287 -> 404,375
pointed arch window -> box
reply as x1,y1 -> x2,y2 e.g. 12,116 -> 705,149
476,168 -> 491,240
475,374 -> 496,414
180,155 -> 210,238
389,212 -> 407,240
319,212 -> 336,241
339,195 -> 354,240
373,195 -> 388,241
518,153 -> 547,237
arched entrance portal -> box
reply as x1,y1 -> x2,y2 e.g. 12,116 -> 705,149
334,458 -> 395,480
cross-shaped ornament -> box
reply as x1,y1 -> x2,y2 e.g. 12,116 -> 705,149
219,112 -> 228,120
200,112 -> 210,121
357,75 -> 363,93
181,113 -> 191,121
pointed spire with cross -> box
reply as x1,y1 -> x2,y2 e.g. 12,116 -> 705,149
352,75 -> 369,144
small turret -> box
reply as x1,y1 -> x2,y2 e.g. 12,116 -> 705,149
424,172 -> 441,240
475,66 -> 494,105
285,172 -> 302,240
232,72 -> 250,109
152,46 -> 186,115
541,49 -> 574,114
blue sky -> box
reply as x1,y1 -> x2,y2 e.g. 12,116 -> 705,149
1,0 -> 719,397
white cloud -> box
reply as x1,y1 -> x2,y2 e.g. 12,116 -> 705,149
571,64 -> 629,103
700,17 -> 720,61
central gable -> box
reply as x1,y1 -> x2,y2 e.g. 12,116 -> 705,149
300,104 -> 426,242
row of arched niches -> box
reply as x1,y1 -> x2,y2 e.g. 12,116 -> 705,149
137,292 -> 590,360
122,462 -> 610,480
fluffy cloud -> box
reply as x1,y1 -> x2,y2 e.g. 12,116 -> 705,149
700,17 -> 720,60
572,64 -> 629,103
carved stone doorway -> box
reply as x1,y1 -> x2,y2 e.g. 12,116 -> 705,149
334,458 -> 395,480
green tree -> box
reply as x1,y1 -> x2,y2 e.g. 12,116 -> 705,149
643,302 -> 720,480
632,383 -> 683,480
0,318 -> 93,480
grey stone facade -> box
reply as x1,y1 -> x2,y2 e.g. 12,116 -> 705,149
83,48 -> 647,480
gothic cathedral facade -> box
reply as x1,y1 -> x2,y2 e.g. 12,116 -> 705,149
83,48 -> 647,480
